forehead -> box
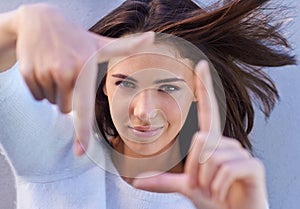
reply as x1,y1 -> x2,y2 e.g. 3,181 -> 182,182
108,54 -> 194,80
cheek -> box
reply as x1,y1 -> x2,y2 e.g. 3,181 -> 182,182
168,103 -> 181,121
106,83 -> 131,109
159,96 -> 183,128
157,90 -> 193,125
106,86 -> 132,127
169,97 -> 193,132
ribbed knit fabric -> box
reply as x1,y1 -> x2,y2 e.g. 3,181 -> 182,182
0,63 -> 196,209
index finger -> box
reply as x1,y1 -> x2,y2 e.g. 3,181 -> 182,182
72,32 -> 155,156
96,31 -> 155,63
194,60 -> 221,135
72,55 -> 98,156
193,60 -> 222,162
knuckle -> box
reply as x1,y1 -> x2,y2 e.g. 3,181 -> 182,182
252,159 -> 266,176
233,140 -> 243,148
35,68 -> 48,81
209,154 -> 221,166
211,181 -> 219,194
219,164 -> 232,179
20,69 -> 33,84
192,132 -> 207,143
228,138 -> 243,148
20,71 -> 31,83
74,57 -> 86,71
51,56 -> 86,84
51,63 -> 74,84
33,92 -> 44,101
239,149 -> 251,158
47,97 -> 56,104
31,94 -> 42,101
190,132 -> 207,154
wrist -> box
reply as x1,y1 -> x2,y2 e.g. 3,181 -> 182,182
0,10 -> 18,50
0,10 -> 18,72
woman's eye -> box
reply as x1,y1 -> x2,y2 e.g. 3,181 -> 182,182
159,85 -> 180,93
115,80 -> 136,89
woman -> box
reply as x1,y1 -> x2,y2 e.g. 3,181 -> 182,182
0,0 -> 296,208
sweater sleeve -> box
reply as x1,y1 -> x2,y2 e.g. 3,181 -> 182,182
0,63 -> 93,182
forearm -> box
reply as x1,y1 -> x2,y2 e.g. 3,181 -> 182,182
0,10 -> 17,72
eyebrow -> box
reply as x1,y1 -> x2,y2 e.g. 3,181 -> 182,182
111,74 -> 186,84
111,74 -> 137,82
154,78 -> 186,84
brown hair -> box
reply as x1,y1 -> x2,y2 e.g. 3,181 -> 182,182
90,0 -> 296,152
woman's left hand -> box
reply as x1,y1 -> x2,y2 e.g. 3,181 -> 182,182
133,61 -> 268,209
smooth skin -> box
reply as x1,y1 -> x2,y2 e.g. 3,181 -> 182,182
0,3 -> 154,156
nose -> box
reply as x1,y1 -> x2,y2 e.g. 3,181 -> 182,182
132,89 -> 158,121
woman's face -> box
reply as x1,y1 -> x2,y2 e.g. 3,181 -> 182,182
104,44 -> 196,157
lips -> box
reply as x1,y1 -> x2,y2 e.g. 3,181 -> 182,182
128,125 -> 164,138
131,125 -> 153,131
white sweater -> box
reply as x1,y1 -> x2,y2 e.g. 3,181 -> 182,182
0,63 -> 196,209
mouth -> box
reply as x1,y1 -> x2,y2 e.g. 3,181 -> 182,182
128,125 -> 164,138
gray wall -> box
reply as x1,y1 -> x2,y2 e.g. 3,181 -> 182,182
0,1 -> 299,209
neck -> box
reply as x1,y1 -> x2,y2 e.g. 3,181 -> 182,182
111,137 -> 184,185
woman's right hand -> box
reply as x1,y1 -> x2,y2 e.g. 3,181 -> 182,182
5,3 -> 154,156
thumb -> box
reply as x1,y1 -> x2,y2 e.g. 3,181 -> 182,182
72,55 -> 98,156
132,172 -> 189,194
